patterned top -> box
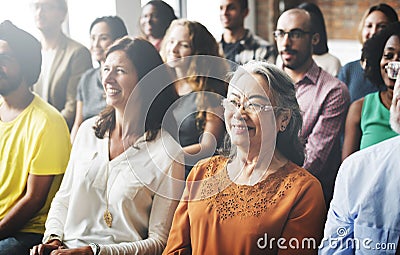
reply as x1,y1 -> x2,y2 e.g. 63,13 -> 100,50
163,156 -> 326,255
219,29 -> 277,66
295,61 -> 350,203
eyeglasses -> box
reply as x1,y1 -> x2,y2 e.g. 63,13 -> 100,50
273,29 -> 311,40
221,98 -> 275,114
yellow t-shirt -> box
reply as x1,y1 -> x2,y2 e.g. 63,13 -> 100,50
0,94 -> 71,234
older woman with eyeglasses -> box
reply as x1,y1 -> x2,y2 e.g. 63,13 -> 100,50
163,61 -> 326,255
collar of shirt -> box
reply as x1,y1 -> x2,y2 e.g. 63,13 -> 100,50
296,61 -> 321,88
221,29 -> 251,48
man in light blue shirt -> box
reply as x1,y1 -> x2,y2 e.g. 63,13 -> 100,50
319,71 -> 400,254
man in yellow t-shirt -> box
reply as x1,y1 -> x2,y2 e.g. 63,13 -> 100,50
0,20 -> 71,254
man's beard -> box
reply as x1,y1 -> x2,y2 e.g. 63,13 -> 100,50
0,74 -> 22,96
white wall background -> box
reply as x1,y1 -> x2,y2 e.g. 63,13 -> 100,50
0,0 -> 359,65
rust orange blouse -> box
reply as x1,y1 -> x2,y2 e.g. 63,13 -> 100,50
163,156 -> 326,255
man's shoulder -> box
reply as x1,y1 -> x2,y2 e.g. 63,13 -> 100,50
343,136 -> 400,170
61,34 -> 90,56
30,94 -> 69,127
318,67 -> 349,93
336,136 -> 400,216
243,30 -> 277,63
81,67 -> 100,79
64,35 -> 87,49
342,59 -> 361,68
251,34 -> 273,47
244,29 -> 273,47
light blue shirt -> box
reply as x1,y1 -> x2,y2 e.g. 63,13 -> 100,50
319,136 -> 400,255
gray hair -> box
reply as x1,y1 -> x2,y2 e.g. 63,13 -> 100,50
224,61 -> 305,165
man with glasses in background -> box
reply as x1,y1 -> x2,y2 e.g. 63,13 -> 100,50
31,0 -> 91,129
274,8 -> 350,207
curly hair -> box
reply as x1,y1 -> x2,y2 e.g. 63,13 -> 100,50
363,22 -> 400,89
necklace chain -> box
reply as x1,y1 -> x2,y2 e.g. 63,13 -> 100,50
104,163 -> 113,227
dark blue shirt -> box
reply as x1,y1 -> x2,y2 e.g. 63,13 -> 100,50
338,60 -> 378,103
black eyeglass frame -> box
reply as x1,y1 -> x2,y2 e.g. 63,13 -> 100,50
272,29 -> 312,40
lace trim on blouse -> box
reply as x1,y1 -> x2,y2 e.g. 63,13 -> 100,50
199,156 -> 306,220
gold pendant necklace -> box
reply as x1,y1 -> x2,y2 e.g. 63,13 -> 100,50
104,163 -> 113,227
104,209 -> 112,228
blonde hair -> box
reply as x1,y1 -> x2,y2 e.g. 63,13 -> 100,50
160,19 -> 224,90
160,19 -> 228,130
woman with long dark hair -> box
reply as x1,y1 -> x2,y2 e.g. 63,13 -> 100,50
31,37 -> 184,255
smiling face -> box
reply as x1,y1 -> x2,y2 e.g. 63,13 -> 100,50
276,9 -> 315,71
102,50 -> 138,111
381,35 -> 400,90
164,24 -> 192,70
90,21 -> 113,63
219,0 -> 247,31
225,73 -> 277,154
140,4 -> 163,39
362,10 -> 391,43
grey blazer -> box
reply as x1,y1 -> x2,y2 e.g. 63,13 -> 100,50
34,33 -> 92,129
